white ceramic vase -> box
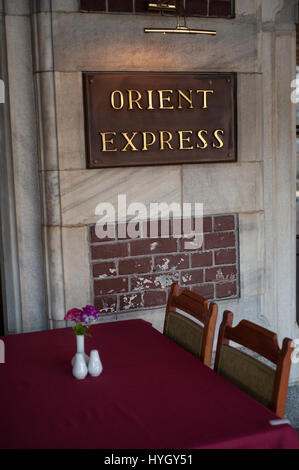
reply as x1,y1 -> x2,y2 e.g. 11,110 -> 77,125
72,353 -> 88,380
71,334 -> 89,367
88,350 -> 103,377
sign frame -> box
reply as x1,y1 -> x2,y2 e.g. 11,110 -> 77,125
83,71 -> 237,169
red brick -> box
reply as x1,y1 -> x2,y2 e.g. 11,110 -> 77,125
141,219 -> 172,238
119,293 -> 143,311
143,290 -> 167,307
93,261 -> 117,278
203,217 -> 212,233
91,242 -> 128,260
180,235 -> 204,252
94,295 -> 117,314
216,282 -> 237,298
191,252 -> 213,268
204,231 -> 235,250
131,272 -> 179,291
119,257 -> 152,275
172,217 -> 210,238
90,215 -> 239,312
205,266 -> 237,283
130,238 -> 177,256
94,277 -> 128,296
116,222 -> 132,240
90,224 -> 116,244
198,216 -> 209,231
191,284 -> 215,300
116,220 -> 172,240
181,269 -> 203,286
214,215 -> 235,232
154,254 -> 189,272
215,248 -> 236,265
194,216 -> 212,233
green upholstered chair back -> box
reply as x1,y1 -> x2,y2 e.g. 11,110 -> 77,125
164,284 -> 218,366
165,310 -> 203,359
214,311 -> 294,418
217,344 -> 276,408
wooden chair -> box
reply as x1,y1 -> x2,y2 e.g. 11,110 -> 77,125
163,283 -> 218,367
214,311 -> 294,418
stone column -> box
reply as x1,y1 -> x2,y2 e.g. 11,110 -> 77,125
3,0 -> 47,331
31,0 -> 66,328
260,0 -> 299,381
0,0 -> 22,334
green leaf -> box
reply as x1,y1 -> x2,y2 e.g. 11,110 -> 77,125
74,322 -> 86,336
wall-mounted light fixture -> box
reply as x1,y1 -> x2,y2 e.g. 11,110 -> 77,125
147,1 -> 176,11
144,0 -> 216,36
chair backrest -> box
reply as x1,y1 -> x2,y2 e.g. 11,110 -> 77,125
163,283 -> 218,367
214,311 -> 294,418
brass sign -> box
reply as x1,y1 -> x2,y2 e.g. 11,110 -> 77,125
83,72 -> 237,168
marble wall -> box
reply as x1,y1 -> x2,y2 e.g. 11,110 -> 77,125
1,0 -> 299,381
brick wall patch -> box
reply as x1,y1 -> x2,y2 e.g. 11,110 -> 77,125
90,214 -> 240,316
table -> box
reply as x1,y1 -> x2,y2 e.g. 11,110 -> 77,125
0,319 -> 298,449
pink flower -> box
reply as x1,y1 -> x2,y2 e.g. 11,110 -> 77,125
65,308 -> 82,322
65,305 -> 99,336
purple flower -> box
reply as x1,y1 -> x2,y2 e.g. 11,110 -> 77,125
65,305 -> 99,336
81,313 -> 89,325
82,305 -> 100,321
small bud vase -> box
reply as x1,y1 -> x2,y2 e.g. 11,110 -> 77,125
71,334 -> 89,367
72,353 -> 88,380
88,350 -> 103,377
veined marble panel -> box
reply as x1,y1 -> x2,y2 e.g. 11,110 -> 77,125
59,166 -> 181,226
274,33 -> 297,343
239,212 -> 264,299
55,72 -> 86,170
183,162 -> 263,214
35,72 -> 58,171
32,13 -> 53,73
238,73 -> 262,162
40,170 -> 61,226
43,226 -> 65,321
51,13 -> 258,73
62,226 -> 91,311
4,0 -> 30,15
236,0 -> 258,17
51,0 -> 79,12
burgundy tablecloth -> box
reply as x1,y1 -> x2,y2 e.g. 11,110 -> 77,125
0,319 -> 298,449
